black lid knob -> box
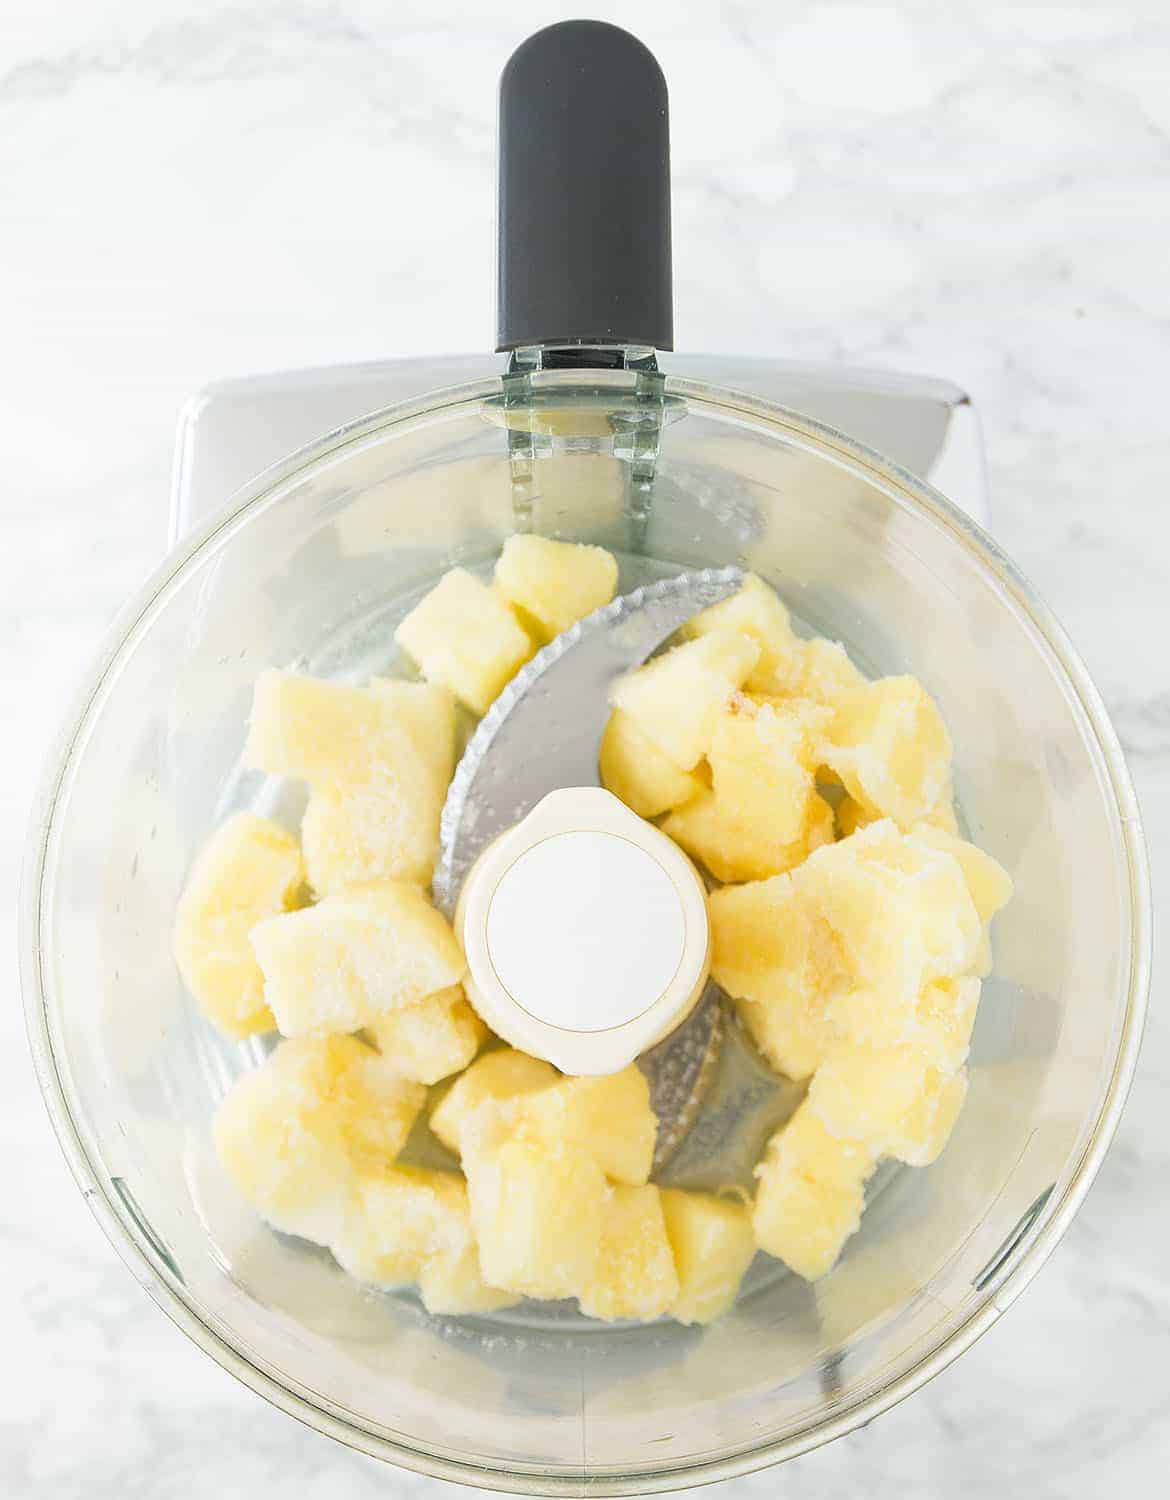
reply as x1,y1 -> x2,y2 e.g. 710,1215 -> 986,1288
496,20 -> 673,354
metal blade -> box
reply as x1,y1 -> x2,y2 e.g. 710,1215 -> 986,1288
432,565 -> 743,915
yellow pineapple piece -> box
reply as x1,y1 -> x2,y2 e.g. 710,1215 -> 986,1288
680,572 -> 796,693
300,779 -> 436,895
213,1035 -> 421,1244
503,1065 -> 657,1186
579,1184 -> 679,1322
772,1101 -> 877,1189
709,696 -> 816,847
331,1164 -> 466,1285
464,1137 -> 605,1299
492,580 -> 543,652
245,670 -> 381,784
246,672 -> 455,889
754,1171 -> 866,1282
660,1189 -> 756,1325
250,880 -> 465,1038
599,708 -> 705,818
888,1066 -> 969,1166
246,671 -> 453,789
173,812 -> 303,1038
710,873 -> 848,1079
493,535 -> 618,642
662,786 -> 833,884
913,824 -> 1013,976
743,693 -> 836,759
369,678 -> 458,787
429,1048 -> 559,1156
329,1042 -> 427,1169
214,1039 -> 349,1244
610,631 -> 761,771
419,1238 -> 519,1315
774,636 -> 867,709
823,675 -> 953,829
798,821 -> 980,1044
807,1040 -> 933,1151
914,976 -> 981,1072
572,1068 -> 658,1186
752,1104 -> 876,1280
333,1163 -> 517,1313
395,567 -> 534,715
370,985 -> 487,1085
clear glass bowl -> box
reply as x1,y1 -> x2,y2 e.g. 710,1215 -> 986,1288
22,373 -> 1150,1494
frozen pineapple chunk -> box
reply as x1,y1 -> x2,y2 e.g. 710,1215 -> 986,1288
914,976 -> 981,1072
395,567 -> 534,715
579,1184 -> 679,1322
709,696 -> 817,847
913,824 -> 1012,976
610,632 -> 760,771
332,1163 -> 513,1313
493,535 -> 618,643
246,672 -> 455,889
772,1100 -> 879,1190
752,1104 -> 876,1280
662,785 -> 834,884
799,822 -> 980,1044
771,636 -> 866,710
214,1035 -> 423,1244
174,812 -> 303,1038
572,1067 -> 659,1186
332,1164 -> 513,1314
680,573 -> 796,693
503,1065 -> 657,1186
807,1040 -> 933,1151
711,873 -> 848,1080
660,1189 -> 756,1325
599,708 -> 705,819
330,1042 -> 428,1168
429,1048 -> 559,1156
370,678 -> 458,784
420,1238 -> 519,1315
370,985 -> 487,1085
246,671 -> 454,791
332,1164 -> 469,1286
250,880 -> 465,1038
754,1170 -> 865,1282
887,1066 -> 969,1166
823,675 -> 953,829
465,1137 -> 605,1299
300,778 -> 438,895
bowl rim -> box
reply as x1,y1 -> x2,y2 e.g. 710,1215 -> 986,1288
20,373 -> 1152,1495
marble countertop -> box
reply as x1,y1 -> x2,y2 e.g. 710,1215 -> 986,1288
2,1 -> 1167,1495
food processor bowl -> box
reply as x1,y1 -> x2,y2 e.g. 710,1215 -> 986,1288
22,369 -> 1149,1494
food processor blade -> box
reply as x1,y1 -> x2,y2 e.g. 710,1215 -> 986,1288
433,564 -> 743,1158
433,565 -> 743,911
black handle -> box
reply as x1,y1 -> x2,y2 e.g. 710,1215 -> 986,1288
496,20 -> 673,355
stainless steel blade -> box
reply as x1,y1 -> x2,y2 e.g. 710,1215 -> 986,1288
433,563 -> 743,1165
433,564 -> 743,914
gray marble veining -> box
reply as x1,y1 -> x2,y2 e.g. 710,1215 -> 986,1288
2,1 -> 1168,1495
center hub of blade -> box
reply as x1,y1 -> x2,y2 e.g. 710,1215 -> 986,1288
456,786 -> 710,1075
487,830 -> 687,1033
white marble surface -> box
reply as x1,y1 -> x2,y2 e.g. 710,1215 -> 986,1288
3,1 -> 1168,1495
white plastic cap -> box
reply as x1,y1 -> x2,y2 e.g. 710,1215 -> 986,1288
456,787 -> 710,1075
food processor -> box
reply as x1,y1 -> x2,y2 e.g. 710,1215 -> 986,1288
22,18 -> 1149,1497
